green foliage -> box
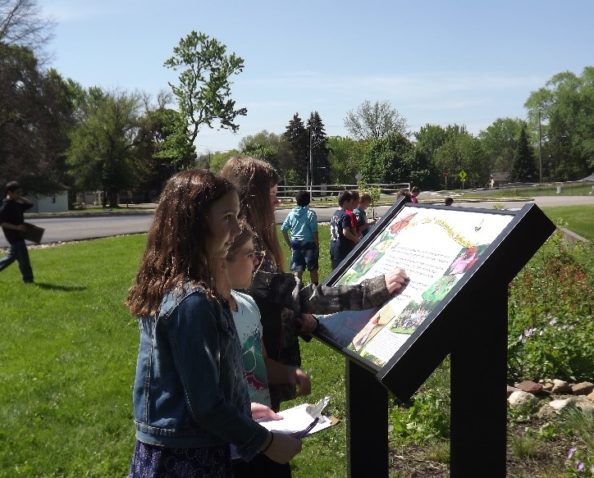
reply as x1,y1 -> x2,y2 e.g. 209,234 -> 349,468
164,30 -> 246,149
525,67 -> 594,181
207,149 -> 240,172
478,117 -> 524,173
284,113 -> 309,184
362,132 -> 413,183
389,363 -> 451,443
508,234 -> 594,381
67,88 -> 141,207
509,429 -> 543,459
307,111 -> 331,185
134,106 -> 196,197
0,43 -> 75,193
562,407 -> 594,477
434,125 -> 489,188
357,180 -> 381,205
327,136 -> 370,184
239,130 -> 295,176
511,125 -> 538,182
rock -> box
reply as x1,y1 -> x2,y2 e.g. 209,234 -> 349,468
542,382 -> 554,392
549,397 -> 577,411
576,400 -> 594,414
507,385 -> 519,397
537,403 -> 558,419
587,391 -> 594,403
571,382 -> 594,395
515,380 -> 544,394
552,379 -> 571,394
508,390 -> 537,407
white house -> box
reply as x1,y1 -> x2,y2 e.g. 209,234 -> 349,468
28,191 -> 69,213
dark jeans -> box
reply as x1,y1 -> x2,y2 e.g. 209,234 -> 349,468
0,239 -> 33,282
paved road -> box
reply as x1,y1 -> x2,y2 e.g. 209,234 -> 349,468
2,196 -> 593,248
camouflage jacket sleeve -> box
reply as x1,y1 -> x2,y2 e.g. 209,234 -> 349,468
249,271 -> 391,315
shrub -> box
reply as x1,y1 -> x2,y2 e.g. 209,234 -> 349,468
508,233 -> 594,381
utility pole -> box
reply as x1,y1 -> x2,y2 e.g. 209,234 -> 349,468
309,127 -> 313,195
538,110 -> 543,183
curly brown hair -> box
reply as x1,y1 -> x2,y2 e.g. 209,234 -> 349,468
127,169 -> 236,317
220,156 -> 285,271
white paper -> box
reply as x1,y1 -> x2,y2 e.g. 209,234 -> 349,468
257,403 -> 333,436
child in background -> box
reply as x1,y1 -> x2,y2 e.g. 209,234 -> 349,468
223,220 -> 310,478
353,192 -> 376,237
346,190 -> 360,231
224,219 -> 410,478
410,186 -> 420,204
281,191 -> 319,285
330,190 -> 360,269
126,170 -> 301,478
221,156 -> 409,414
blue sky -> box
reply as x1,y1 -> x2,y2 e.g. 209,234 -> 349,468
40,0 -> 594,154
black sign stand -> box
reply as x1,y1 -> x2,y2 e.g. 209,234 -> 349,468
316,203 -> 556,478
449,286 -> 508,476
347,359 -> 389,477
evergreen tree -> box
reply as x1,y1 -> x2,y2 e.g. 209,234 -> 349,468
511,125 -> 538,182
306,111 -> 331,185
283,113 -> 308,183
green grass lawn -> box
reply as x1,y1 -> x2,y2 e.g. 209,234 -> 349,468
0,229 -> 348,477
1,206 -> 591,477
542,205 -> 594,241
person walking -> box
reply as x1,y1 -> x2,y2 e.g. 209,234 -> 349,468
281,191 -> 319,285
0,181 -> 34,283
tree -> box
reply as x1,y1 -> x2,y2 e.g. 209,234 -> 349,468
0,0 -> 54,54
238,130 -> 294,177
164,30 -> 246,152
344,100 -> 408,141
524,68 -> 594,180
511,125 -> 537,182
67,88 -> 142,207
134,105 -> 196,200
283,113 -> 309,184
0,43 -> 75,193
433,125 -> 489,188
306,111 -> 331,185
478,118 -> 523,174
362,132 -> 413,183
327,136 -> 370,184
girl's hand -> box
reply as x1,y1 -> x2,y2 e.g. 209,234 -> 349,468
297,313 -> 318,334
384,269 -> 410,295
289,367 -> 311,397
263,432 -> 302,464
251,403 -> 282,421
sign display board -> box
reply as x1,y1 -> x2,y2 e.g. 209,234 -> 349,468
316,201 -> 555,399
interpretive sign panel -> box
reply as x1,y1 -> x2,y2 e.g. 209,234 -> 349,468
316,201 -> 555,400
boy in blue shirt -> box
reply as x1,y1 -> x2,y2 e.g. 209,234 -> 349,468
281,191 -> 319,285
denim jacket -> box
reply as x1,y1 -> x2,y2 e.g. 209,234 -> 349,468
132,283 -> 269,460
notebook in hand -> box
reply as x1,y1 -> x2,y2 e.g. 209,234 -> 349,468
23,223 -> 45,244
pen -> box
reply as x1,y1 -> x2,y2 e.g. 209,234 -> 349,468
295,417 -> 319,439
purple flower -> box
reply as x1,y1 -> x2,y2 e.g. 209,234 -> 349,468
548,317 -> 558,326
567,447 -> 577,459
523,328 -> 537,338
576,461 -> 584,472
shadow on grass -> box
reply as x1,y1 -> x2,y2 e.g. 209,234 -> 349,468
34,282 -> 87,292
